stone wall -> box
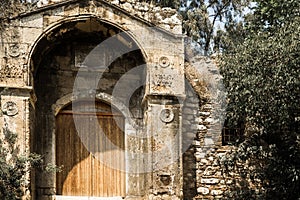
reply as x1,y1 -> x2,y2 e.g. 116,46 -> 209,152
182,82 -> 199,200
194,146 -> 230,199
193,144 -> 267,199
183,56 -> 230,199
183,56 -> 267,200
36,0 -> 182,35
110,0 -> 182,34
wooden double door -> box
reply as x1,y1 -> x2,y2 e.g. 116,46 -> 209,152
56,101 -> 125,197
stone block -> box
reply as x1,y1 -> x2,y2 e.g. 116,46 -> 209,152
21,14 -> 43,28
204,138 -> 214,146
196,117 -> 203,123
186,132 -> 196,139
204,117 -> 214,124
198,125 -> 207,131
193,140 -> 201,147
195,147 -> 202,153
211,190 -> 223,196
202,104 -> 213,110
197,187 -> 210,195
199,111 -> 210,116
203,167 -> 216,176
194,153 -> 206,161
183,107 -> 193,113
208,156 -> 214,161
200,178 -> 219,184
200,158 -> 208,165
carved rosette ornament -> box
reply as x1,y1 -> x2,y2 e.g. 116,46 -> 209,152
8,44 -> 20,57
159,56 -> 170,68
2,101 -> 18,116
159,108 -> 174,123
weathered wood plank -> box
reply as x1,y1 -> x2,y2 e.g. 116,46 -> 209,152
56,101 -> 125,197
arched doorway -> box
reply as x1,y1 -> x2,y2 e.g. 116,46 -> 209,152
31,16 -> 146,199
56,100 -> 125,197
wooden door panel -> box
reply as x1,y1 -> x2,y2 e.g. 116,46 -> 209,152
56,102 -> 125,197
56,114 -> 92,196
91,115 -> 125,197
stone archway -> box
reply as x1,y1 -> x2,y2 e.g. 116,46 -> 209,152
0,1 -> 186,199
31,17 -> 146,200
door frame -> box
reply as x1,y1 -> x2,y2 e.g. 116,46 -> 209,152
55,196 -> 123,200
52,92 -> 139,199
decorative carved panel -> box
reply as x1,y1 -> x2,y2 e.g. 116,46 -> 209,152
2,101 -> 18,116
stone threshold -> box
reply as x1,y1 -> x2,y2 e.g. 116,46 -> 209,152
55,196 -> 123,200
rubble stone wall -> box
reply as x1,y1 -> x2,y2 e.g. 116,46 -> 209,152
36,0 -> 182,34
183,56 -> 255,200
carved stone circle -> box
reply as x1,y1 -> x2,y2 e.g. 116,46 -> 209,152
8,44 -> 20,57
159,56 -> 170,68
2,101 -> 18,116
159,108 -> 174,123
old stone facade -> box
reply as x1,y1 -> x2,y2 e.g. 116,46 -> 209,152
0,0 -> 234,200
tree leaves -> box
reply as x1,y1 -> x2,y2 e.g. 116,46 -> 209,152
0,126 -> 42,200
220,0 -> 300,198
141,0 -> 251,55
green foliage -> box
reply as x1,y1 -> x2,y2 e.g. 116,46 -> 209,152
0,0 -> 27,19
221,132 -> 300,199
252,0 -> 300,30
221,16 -> 300,132
181,0 -> 251,55
141,0 -> 251,55
0,124 -> 42,200
220,0 -> 300,198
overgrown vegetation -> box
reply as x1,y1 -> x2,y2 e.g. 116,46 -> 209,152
142,0 -> 251,55
0,0 -> 34,19
0,123 -> 41,200
219,0 -> 300,199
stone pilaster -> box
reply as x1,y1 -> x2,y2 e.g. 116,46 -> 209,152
0,87 -> 34,199
144,95 -> 183,200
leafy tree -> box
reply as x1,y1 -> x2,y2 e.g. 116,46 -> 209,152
181,0 -> 251,55
220,0 -> 300,198
0,0 -> 29,19
0,123 -> 41,200
141,0 -> 251,55
251,0 -> 300,31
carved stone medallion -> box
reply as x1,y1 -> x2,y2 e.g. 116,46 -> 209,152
159,108 -> 174,123
2,101 -> 18,116
159,56 -> 170,68
8,44 -> 20,57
